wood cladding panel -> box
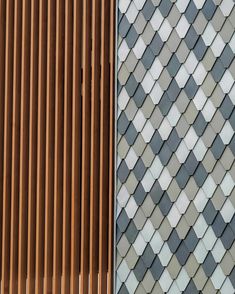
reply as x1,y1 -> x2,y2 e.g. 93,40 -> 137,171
0,0 -> 115,293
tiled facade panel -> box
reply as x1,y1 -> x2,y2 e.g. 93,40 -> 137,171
116,0 -> 235,293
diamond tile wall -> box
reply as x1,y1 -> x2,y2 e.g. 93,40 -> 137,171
116,0 -> 235,293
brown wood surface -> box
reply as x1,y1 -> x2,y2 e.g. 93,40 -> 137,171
0,0 -> 115,293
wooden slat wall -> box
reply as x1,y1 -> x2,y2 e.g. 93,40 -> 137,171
0,0 -> 115,293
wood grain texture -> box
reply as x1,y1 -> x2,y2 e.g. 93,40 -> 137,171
0,0 -> 115,293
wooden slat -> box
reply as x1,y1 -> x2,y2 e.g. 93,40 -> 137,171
70,1 -> 83,293
53,0 -> 65,293
9,0 -> 22,292
1,0 -> 14,292
89,0 -> 101,292
80,0 -> 92,292
35,0 -> 47,293
62,0 -> 73,293
99,0 -> 111,292
0,2 -> 6,283
26,0 -> 39,292
18,0 -> 30,292
44,0 -> 56,293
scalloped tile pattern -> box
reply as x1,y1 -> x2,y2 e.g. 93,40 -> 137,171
117,0 -> 235,293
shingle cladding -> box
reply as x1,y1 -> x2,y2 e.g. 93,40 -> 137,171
116,0 -> 235,293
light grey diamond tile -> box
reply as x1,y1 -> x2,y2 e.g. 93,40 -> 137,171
175,268 -> 190,292
125,271 -> 139,294
159,269 -> 173,292
211,265 -> 226,289
221,278 -> 234,294
212,239 -> 226,262
176,0 -> 190,13
220,0 -> 234,17
126,2 -> 138,24
141,218 -> 155,242
133,232 -> 147,256
158,19 -> 172,42
176,15 -> 190,38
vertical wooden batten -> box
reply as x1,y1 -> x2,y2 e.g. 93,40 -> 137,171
0,0 -> 116,293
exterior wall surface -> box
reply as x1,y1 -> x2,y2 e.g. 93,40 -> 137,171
116,0 -> 235,293
0,1 -> 115,293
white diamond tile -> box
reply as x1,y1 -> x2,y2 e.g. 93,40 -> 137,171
126,2 -> 138,24
176,191 -> 190,214
141,71 -> 155,93
202,227 -> 217,250
220,278 -> 235,294
133,36 -> 147,59
159,243 -> 172,266
212,239 -> 226,262
150,58 -> 163,80
142,170 -> 155,192
118,87 -> 130,110
167,205 -> 181,227
159,269 -> 173,292
202,175 -> 217,198
176,0 -> 190,12
150,156 -> 164,179
184,127 -> 198,150
150,82 -> 164,104
150,231 -> 164,254
150,9 -> 164,31
193,63 -> 207,85
117,185 -> 130,208
229,34 -> 235,53
211,265 -> 226,289
158,19 -> 172,42
220,199 -> 234,223
175,65 -> 190,88
133,233 -> 147,256
142,120 -> 155,143
193,138 -> 207,161
202,99 -> 216,122
194,0 -> 206,9
125,197 -> 138,219
125,271 -> 139,294
175,15 -> 190,38
194,214 -> 208,238
141,219 -> 155,242
117,259 -> 130,282
220,121 -> 234,145
176,141 -> 190,163
220,173 -> 234,196
133,0 -> 146,10
158,167 -> 172,190
168,282 -> 181,294
220,70 -> 234,94
125,271 -> 138,294
118,40 -> 130,62
125,148 -> 138,169
133,110 -> 146,132
194,189 -> 209,212
158,118 -> 172,140
119,0 -> 131,13
211,34 -> 226,57
193,88 -> 207,111
167,104 -> 181,127
202,23 -> 217,46
176,268 -> 190,292
194,241 -> 208,264
220,0 -> 234,16
185,51 -> 199,74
